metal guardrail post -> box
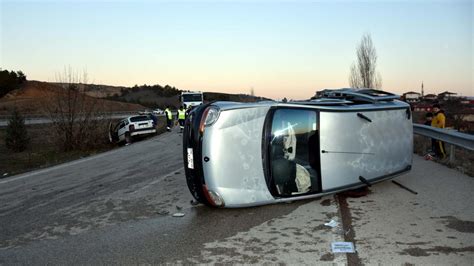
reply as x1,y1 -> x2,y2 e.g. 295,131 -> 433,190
450,145 -> 455,163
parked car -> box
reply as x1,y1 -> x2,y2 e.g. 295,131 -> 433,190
109,115 -> 156,144
139,109 -> 152,115
183,89 -> 413,208
153,108 -> 164,115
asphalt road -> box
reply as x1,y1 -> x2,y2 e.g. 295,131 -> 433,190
0,127 -> 473,264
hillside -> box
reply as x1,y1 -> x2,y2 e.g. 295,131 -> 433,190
52,83 -> 126,99
0,80 -> 271,115
105,85 -> 270,109
0,81 -> 146,115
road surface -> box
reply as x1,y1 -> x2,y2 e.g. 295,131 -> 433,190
0,127 -> 472,264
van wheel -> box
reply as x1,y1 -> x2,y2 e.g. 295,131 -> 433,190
125,133 -> 132,144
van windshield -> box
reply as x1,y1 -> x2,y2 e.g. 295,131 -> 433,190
182,94 -> 203,102
269,109 -> 319,196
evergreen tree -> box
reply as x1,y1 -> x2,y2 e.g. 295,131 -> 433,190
5,109 -> 30,152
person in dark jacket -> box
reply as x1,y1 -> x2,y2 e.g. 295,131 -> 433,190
431,104 -> 446,159
423,112 -> 436,160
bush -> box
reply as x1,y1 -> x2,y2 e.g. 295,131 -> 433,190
5,109 -> 30,152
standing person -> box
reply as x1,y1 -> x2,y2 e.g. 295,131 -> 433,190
424,112 -> 433,126
185,104 -> 193,117
164,106 -> 173,132
423,112 -> 436,160
431,104 -> 446,159
177,105 -> 186,133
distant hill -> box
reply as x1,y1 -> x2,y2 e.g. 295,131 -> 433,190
52,82 -> 127,99
0,81 -> 146,115
103,84 -> 271,109
0,80 -> 271,115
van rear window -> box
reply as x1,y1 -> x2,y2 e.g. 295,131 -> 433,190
130,116 -> 151,122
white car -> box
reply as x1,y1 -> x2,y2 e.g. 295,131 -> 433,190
139,110 -> 152,115
153,109 -> 164,115
109,115 -> 156,144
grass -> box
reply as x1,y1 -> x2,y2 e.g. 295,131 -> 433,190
0,117 -> 167,178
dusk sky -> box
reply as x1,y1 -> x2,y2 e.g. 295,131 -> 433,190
1,0 -> 472,99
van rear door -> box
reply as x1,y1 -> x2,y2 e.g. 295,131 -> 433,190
319,108 -> 413,191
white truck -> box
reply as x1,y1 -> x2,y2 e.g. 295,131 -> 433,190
180,91 -> 203,108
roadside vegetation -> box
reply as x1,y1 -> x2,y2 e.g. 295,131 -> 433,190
5,109 -> 30,152
0,69 -> 27,98
0,118 -> 166,177
0,68 -> 167,177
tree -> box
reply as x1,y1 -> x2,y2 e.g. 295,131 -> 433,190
443,99 -> 469,131
5,109 -> 30,152
0,69 -> 27,98
348,33 -> 382,89
42,67 -> 104,151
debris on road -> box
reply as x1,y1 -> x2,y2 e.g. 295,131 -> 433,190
2,173 -> 8,177
176,205 -> 182,210
331,242 -> 355,253
157,210 -> 170,215
324,219 -> 339,228
391,180 -> 418,195
172,212 -> 185,217
190,200 -> 199,206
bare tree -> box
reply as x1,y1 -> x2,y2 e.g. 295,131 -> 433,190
349,33 -> 382,89
42,67 -> 105,151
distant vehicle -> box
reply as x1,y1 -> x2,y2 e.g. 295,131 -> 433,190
180,91 -> 203,108
183,89 -> 413,208
139,110 -> 152,115
109,115 -> 156,144
153,108 -> 164,115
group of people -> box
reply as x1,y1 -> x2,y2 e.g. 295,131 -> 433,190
424,104 -> 446,160
164,105 -> 191,133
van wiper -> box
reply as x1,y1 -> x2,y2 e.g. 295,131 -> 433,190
321,150 -> 374,155
357,113 -> 372,122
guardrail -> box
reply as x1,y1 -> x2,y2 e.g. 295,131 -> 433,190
413,123 -> 474,162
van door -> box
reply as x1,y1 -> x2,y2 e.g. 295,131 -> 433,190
319,108 -> 413,191
265,108 -> 321,197
117,121 -> 127,142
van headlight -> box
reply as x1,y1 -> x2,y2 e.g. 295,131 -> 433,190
204,106 -> 220,126
200,106 -> 221,134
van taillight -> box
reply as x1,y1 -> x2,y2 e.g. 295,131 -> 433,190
202,185 -> 225,207
129,125 -> 135,132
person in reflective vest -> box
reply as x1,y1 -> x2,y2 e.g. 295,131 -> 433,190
164,106 -> 173,131
177,105 -> 186,133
